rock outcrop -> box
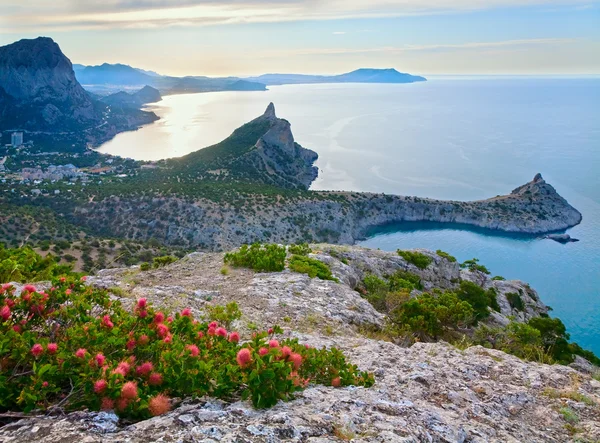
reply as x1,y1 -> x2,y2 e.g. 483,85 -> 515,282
1,245 -> 598,442
101,85 -> 162,109
0,37 -> 101,130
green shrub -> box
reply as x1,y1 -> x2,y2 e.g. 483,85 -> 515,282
140,262 -> 151,271
288,243 -> 312,256
388,270 -> 423,291
203,301 -> 242,329
506,292 -> 525,311
491,276 -> 506,281
473,322 -> 552,363
224,243 -> 286,272
0,276 -> 374,419
0,245 -> 74,283
152,255 -> 178,268
455,281 -> 493,320
288,255 -> 336,281
436,250 -> 457,262
460,258 -> 491,275
397,250 -> 432,269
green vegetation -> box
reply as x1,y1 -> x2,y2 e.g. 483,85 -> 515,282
152,255 -> 178,268
0,250 -> 374,418
455,281 -> 499,320
0,245 -> 74,283
397,250 -> 432,269
506,292 -> 525,311
460,258 -> 491,274
224,243 -> 287,272
288,243 -> 312,256
492,276 -> 506,281
436,249 -> 457,262
288,255 -> 336,281
361,271 -> 423,312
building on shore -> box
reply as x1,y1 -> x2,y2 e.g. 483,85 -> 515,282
11,132 -> 23,147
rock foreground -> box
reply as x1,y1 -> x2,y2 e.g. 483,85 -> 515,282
1,245 -> 598,442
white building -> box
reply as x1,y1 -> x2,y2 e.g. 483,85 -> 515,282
11,132 -> 23,147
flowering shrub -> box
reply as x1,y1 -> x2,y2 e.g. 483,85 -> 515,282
0,277 -> 373,419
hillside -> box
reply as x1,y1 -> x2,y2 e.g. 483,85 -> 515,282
0,244 -> 598,442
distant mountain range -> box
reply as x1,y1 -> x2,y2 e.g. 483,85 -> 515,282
73,64 -> 426,95
246,69 -> 426,85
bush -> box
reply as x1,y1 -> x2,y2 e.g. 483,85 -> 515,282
506,292 -> 525,311
491,276 -> 506,281
0,245 -> 74,283
224,243 -> 286,272
436,250 -> 457,262
288,255 -> 336,281
473,322 -> 552,363
140,262 -> 151,271
397,250 -> 432,269
460,258 -> 490,274
288,243 -> 312,256
0,279 -> 374,419
152,256 -> 178,268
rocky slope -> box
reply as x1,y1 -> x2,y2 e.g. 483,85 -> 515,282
74,172 -> 581,251
101,85 -> 162,109
1,245 -> 598,442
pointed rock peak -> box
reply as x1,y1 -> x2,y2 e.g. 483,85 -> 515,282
264,102 -> 276,119
533,173 -> 544,182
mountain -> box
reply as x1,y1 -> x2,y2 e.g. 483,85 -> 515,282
247,68 -> 426,85
0,37 -> 158,147
170,103 -> 318,189
77,63 -> 154,86
101,85 -> 162,109
0,37 -> 102,130
74,63 -> 267,95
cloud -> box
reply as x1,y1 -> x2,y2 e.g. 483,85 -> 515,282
252,38 -> 582,58
332,31 -> 347,35
0,0 -> 595,32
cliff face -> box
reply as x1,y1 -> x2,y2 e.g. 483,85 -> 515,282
236,103 -> 319,189
1,245 -> 598,442
0,37 -> 101,130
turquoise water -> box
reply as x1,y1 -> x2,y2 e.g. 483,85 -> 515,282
98,78 -> 600,354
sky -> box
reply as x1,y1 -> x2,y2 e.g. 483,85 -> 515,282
0,1 -> 599,77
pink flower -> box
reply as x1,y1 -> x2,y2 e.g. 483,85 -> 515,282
207,326 -> 216,336
281,346 -> 292,359
181,308 -> 192,317
154,312 -> 165,324
115,397 -> 130,412
31,344 -> 44,357
148,372 -> 163,386
148,394 -> 170,417
117,361 -> 131,375
136,362 -> 154,376
208,321 -> 218,329
12,325 -> 21,333
1,283 -> 13,292
156,323 -> 169,338
138,334 -> 149,345
268,328 -> 274,334
138,309 -> 148,318
101,397 -> 115,411
137,298 -> 147,309
186,344 -> 200,357
126,339 -> 136,351
1,305 -> 10,321
65,289 -> 72,296
94,379 -> 108,394
268,339 -> 279,348
75,348 -> 87,359
236,348 -> 252,367
94,353 -> 106,367
42,381 -> 49,388
47,343 -> 58,354
216,327 -> 227,338
228,332 -> 240,343
102,315 -> 114,329
59,277 -> 66,283
23,284 -> 36,293
163,334 -> 173,344
290,353 -> 303,370
259,347 -> 269,356
331,377 -> 341,387
166,316 -> 173,323
121,381 -> 138,400
80,276 -> 87,282
305,344 -> 310,349
197,331 -> 204,339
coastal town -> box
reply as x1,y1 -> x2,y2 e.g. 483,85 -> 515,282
1,131 -> 145,196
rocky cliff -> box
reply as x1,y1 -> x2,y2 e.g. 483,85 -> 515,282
1,245 -> 598,442
0,37 -> 101,130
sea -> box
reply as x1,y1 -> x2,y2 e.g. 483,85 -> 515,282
97,77 -> 600,354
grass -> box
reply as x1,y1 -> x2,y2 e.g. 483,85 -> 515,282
543,388 -> 596,406
559,406 -> 579,424
220,266 -> 230,276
